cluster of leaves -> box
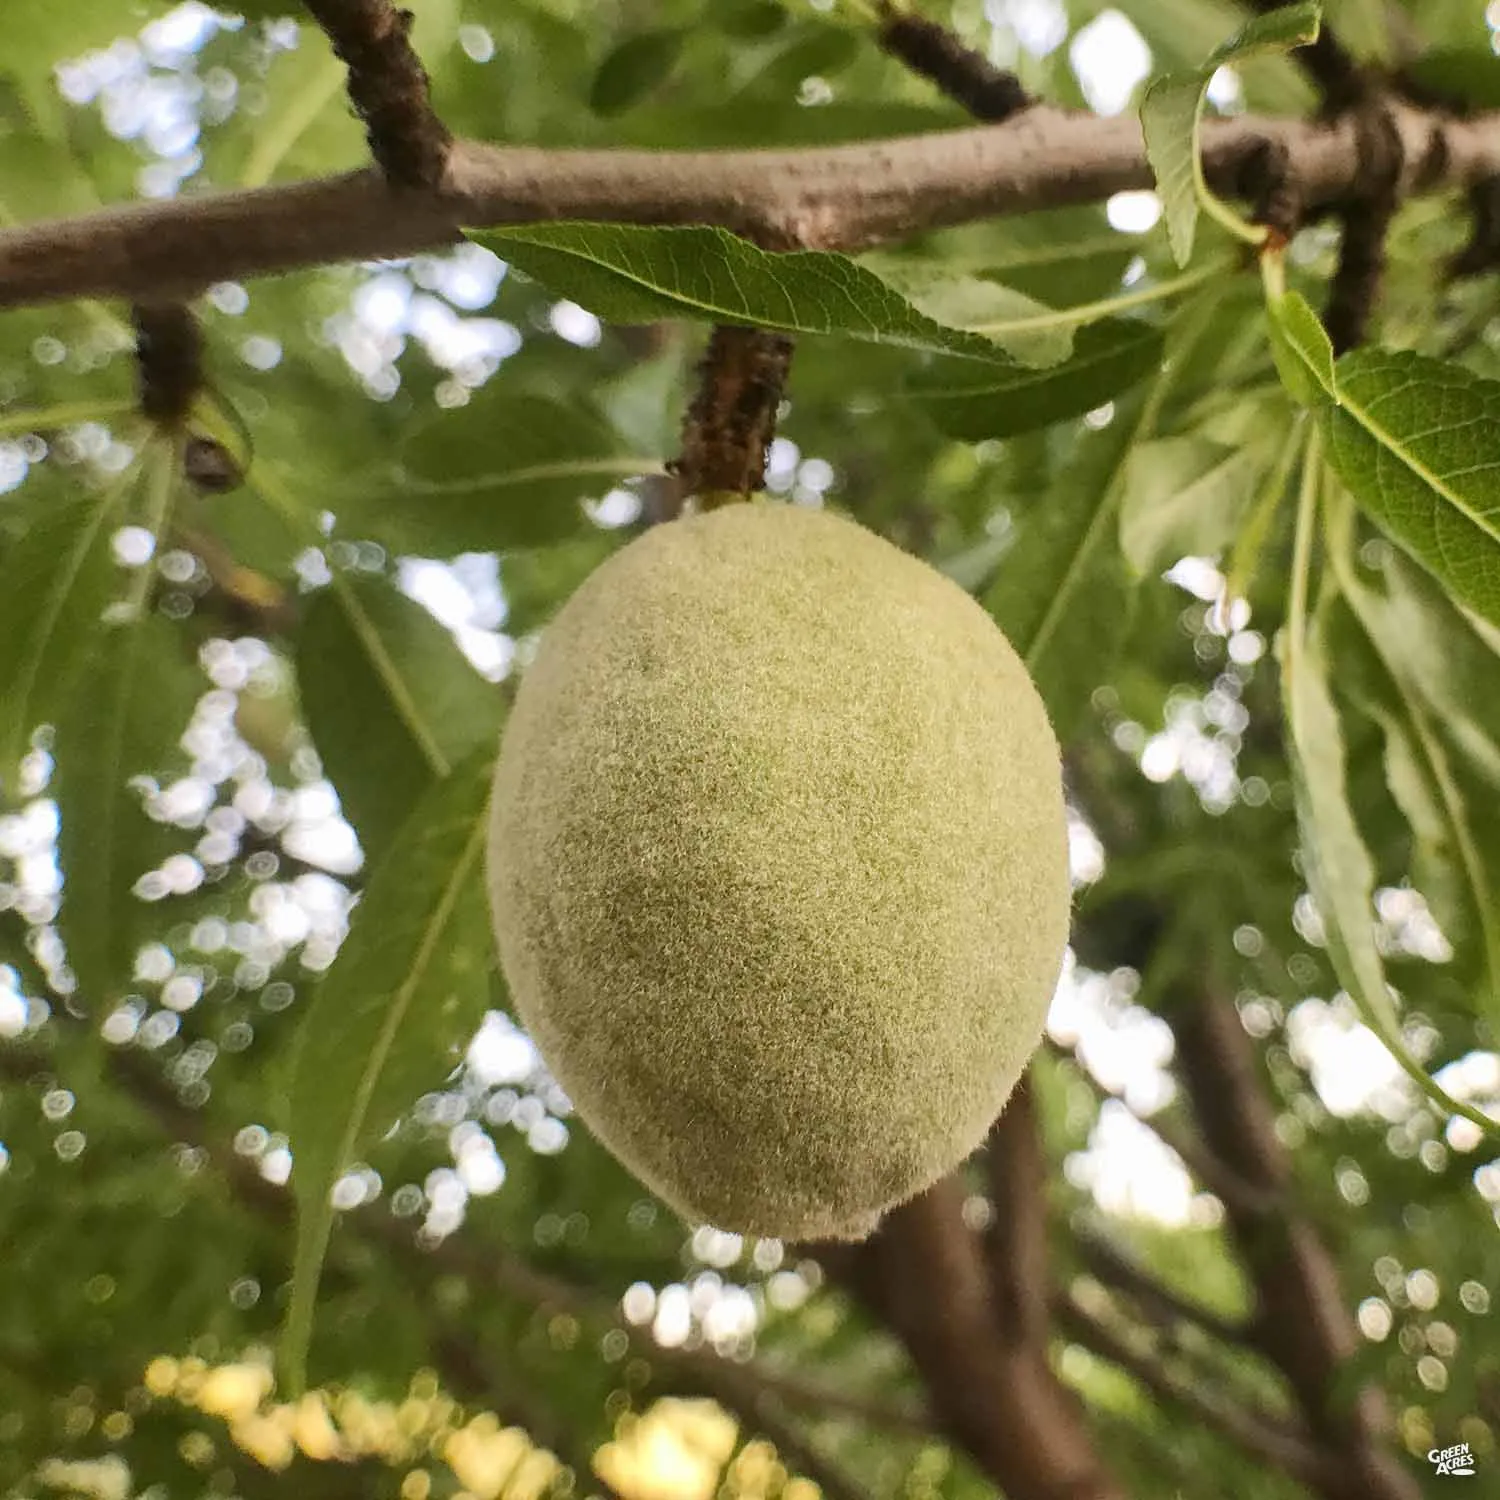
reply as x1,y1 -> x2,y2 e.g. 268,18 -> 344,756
2,1 -> 1499,1497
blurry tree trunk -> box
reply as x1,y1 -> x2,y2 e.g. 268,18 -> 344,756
821,1083 -> 1130,1500
1173,988 -> 1422,1500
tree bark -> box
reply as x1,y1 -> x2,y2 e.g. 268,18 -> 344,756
1173,989 -> 1422,1500
2,105 -> 1498,309
825,1096 -> 1130,1500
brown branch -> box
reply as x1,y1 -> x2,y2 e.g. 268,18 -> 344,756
1242,1 -> 1407,349
133,303 -> 202,427
1054,1291 -> 1334,1489
1323,98 -> 1405,352
672,326 -> 794,512
1072,1227 -> 1252,1348
877,9 -> 1031,122
1172,988 -> 1421,1500
832,1177 -> 1128,1500
982,1076 -> 1050,1348
4,107 -> 1499,310
301,1 -> 451,188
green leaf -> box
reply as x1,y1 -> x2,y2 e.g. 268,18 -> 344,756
958,209 -> 1139,307
282,750 -> 496,1392
1317,0 -> 1393,61
1317,349 -> 1500,630
1278,604 -> 1498,1137
375,394 -> 658,555
0,121 -> 103,223
1328,589 -> 1500,1005
1119,430 -> 1280,575
296,577 -> 503,865
470,223 -> 1067,365
1267,289 -> 1336,406
1280,622 -> 1407,1038
1330,542 -> 1500,805
498,531 -> 622,639
717,0 -> 787,39
858,260 -> 1074,368
738,25 -> 860,97
589,29 -> 687,116
982,403 -> 1143,739
937,530 -> 1014,594
0,474 -> 132,788
215,34 -> 356,189
906,321 -> 1165,441
1141,3 -> 1322,264
52,614 -> 200,1007
1403,47 -> 1500,110
4,2 -> 174,137
49,447 -> 186,1005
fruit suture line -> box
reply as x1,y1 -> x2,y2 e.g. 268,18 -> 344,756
2,104 -> 1498,311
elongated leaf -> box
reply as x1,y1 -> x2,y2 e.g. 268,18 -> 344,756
0,479 -> 129,788
282,750 -> 495,1390
737,25 -> 860,98
907,321 -> 1164,441
1341,549 -> 1500,791
1328,590 -> 1500,1004
1273,309 -> 1500,627
589,28 -> 687,116
1280,621 -> 1409,1029
983,403 -> 1142,740
1278,613 -> 1498,1135
1119,431 -> 1280,575
471,223 -> 1074,365
858,259 -> 1073,367
1404,47 -> 1500,109
1267,288 -> 1335,407
49,448 -> 188,1005
718,1 -> 786,39
53,613 -> 200,1007
372,394 -> 657,555
1379,712 -> 1466,929
938,529 -> 1014,594
1319,350 -> 1500,630
210,36 -> 353,189
6,1 -> 173,137
297,578 -> 503,865
1317,0 -> 1392,60
1142,3 -> 1322,264
966,209 -> 1137,307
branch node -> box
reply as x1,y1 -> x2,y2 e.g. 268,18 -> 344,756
1243,137 -> 1302,243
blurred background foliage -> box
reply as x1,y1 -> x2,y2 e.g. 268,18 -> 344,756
1,2 -> 1499,1499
